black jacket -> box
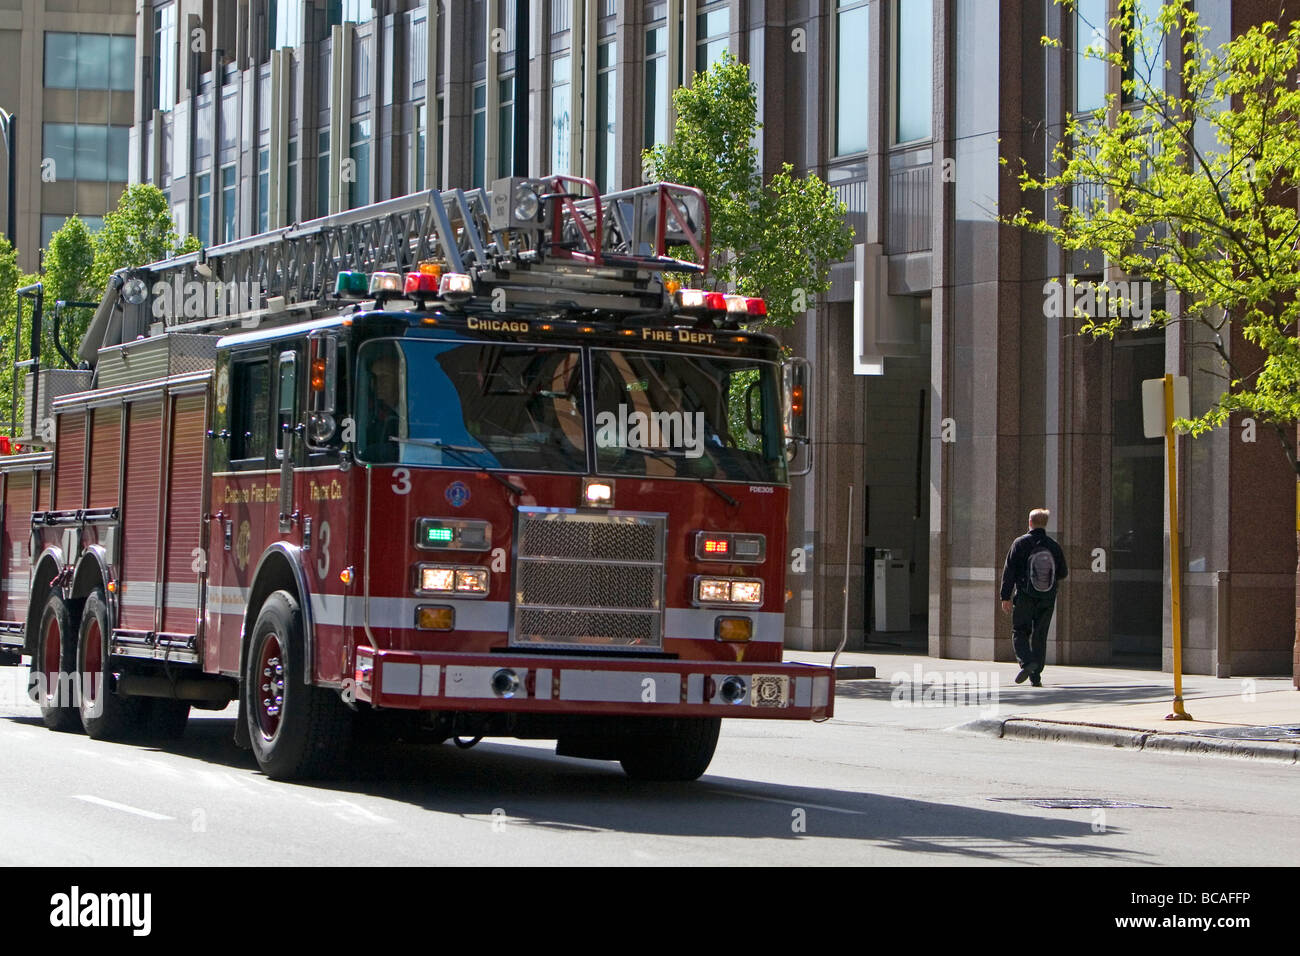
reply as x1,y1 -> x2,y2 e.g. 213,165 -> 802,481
1000,528 -> 1068,600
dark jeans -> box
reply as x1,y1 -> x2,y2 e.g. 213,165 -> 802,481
1012,589 -> 1057,677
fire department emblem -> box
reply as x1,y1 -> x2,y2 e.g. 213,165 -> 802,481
751,675 -> 790,708
445,481 -> 470,508
235,520 -> 252,571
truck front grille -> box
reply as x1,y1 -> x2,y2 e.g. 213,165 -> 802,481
512,510 -> 665,649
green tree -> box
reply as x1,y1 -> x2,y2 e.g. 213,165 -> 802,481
90,183 -> 200,294
41,215 -> 96,365
1008,0 -> 1300,473
0,237 -> 30,435
0,187 -> 198,437
644,53 -> 854,326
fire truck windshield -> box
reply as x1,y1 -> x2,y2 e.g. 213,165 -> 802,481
355,338 -> 786,484
356,339 -> 588,471
591,349 -> 787,484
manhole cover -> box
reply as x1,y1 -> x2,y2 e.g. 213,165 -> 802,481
1178,725 -> 1300,742
989,797 -> 1170,810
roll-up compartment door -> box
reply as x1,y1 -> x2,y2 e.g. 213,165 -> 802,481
161,394 -> 209,635
1,470 -> 34,622
120,400 -> 163,630
87,406 -> 123,510
53,411 -> 86,511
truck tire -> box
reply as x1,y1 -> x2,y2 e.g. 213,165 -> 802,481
619,717 -> 721,782
32,594 -> 81,733
244,590 -> 351,780
77,590 -> 148,740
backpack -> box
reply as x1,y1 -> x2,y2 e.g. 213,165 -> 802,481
1026,545 -> 1057,593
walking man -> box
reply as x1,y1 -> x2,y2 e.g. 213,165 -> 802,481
999,509 -> 1068,686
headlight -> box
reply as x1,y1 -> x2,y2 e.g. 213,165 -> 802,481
421,567 -> 455,592
417,565 -> 490,597
694,576 -> 764,607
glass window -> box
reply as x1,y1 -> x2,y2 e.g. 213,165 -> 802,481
349,119 -> 370,208
1075,0 -> 1107,113
1123,0 -> 1166,103
329,0 -> 373,26
221,164 -> 237,243
551,55 -> 571,174
41,214 -> 104,249
592,350 -> 786,483
317,129 -> 330,216
355,339 -> 587,472
154,3 -> 176,112
231,357 -> 271,461
836,0 -> 869,155
596,42 -> 617,191
110,35 -> 135,91
46,33 -> 135,91
196,172 -> 211,245
472,83 -> 486,188
286,139 -> 298,223
436,95 -> 444,190
414,103 -> 427,191
270,0 -> 303,51
107,127 -> 129,181
696,6 -> 729,74
195,100 -> 213,158
498,75 -> 515,180
895,0 -> 933,143
257,148 -> 270,233
644,27 -> 668,148
78,34 -> 110,89
220,91 -> 239,152
275,352 -> 297,459
44,34 -> 78,88
42,124 -> 129,181
43,124 -> 77,182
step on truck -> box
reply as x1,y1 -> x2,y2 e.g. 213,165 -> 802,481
0,175 -> 832,781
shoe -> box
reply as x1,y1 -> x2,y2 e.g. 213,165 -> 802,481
1015,667 -> 1031,684
1031,676 -> 1043,687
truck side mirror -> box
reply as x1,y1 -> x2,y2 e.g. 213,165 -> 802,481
783,357 -> 811,477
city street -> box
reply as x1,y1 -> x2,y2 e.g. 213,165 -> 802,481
2,656 -> 1294,867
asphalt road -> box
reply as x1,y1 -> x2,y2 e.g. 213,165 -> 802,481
1,659 -> 1295,867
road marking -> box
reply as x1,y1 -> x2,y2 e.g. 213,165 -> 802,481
705,787 -> 870,816
72,795 -> 174,821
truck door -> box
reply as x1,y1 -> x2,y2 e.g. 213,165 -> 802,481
209,351 -> 273,674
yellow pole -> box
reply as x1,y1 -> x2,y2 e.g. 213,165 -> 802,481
1165,373 -> 1192,720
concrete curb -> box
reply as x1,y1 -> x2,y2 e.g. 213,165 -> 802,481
953,716 -> 1300,765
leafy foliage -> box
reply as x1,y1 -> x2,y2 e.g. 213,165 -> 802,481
0,184 -> 197,436
90,183 -> 200,293
645,54 -> 854,326
1008,0 -> 1300,470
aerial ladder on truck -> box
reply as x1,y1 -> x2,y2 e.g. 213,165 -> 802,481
0,174 -> 824,782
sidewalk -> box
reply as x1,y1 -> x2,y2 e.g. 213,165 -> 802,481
790,647 -> 1300,765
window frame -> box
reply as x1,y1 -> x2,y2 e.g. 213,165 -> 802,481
832,0 -> 871,159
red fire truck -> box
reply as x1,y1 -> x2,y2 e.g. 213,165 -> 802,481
0,176 -> 832,781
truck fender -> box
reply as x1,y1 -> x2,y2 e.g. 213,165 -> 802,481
241,542 -> 318,687
25,546 -> 67,656
70,545 -> 116,629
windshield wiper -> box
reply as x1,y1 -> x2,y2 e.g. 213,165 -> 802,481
390,437 -> 526,496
